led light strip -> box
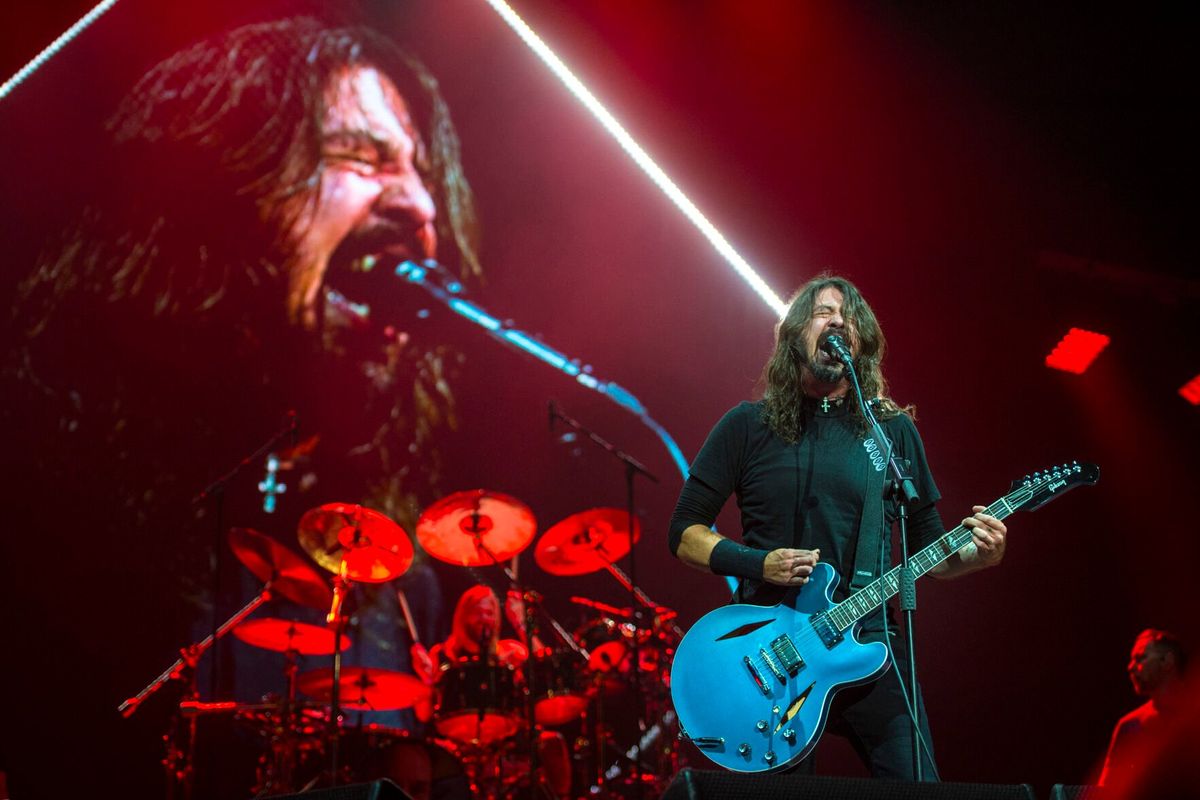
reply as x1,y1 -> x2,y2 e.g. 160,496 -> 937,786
483,0 -> 788,317
0,0 -> 120,101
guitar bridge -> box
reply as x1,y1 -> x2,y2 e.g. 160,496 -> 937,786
743,655 -> 771,696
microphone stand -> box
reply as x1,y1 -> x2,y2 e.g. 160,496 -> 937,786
192,411 -> 298,699
835,343 -> 924,780
548,401 -> 657,796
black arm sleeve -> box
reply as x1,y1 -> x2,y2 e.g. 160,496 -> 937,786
666,403 -> 750,557
668,474 -> 725,556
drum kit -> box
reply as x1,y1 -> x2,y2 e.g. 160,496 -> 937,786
128,490 -> 681,799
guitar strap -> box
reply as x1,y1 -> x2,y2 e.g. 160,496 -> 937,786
849,434 -> 890,592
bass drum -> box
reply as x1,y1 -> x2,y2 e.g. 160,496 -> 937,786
338,725 -> 469,800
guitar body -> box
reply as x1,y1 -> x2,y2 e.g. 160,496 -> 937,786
670,562 -> 888,773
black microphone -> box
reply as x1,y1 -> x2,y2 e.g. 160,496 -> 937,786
821,333 -> 854,365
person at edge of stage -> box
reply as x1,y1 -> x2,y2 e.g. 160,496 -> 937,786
667,273 -> 1008,780
1098,628 -> 1189,788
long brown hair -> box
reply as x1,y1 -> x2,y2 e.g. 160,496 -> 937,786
760,273 -> 910,442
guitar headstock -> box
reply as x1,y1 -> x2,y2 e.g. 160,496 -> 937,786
1009,461 -> 1099,512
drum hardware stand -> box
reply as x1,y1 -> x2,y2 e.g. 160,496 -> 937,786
120,586 -> 273,800
324,567 -> 352,787
547,402 -> 657,798
252,645 -> 307,796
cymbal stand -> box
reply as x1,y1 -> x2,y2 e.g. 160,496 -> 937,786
120,586 -> 272,718
324,568 -> 352,787
120,586 -> 272,800
597,560 -> 684,641
258,646 -> 306,795
546,402 -> 658,798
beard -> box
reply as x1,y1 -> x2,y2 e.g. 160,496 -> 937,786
808,360 -> 845,385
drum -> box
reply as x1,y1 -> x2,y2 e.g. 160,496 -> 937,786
527,647 -> 589,726
574,616 -> 671,688
434,658 -> 524,746
338,725 -> 468,800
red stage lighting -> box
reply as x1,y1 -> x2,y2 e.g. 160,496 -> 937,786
1180,375 -> 1200,405
1045,328 -> 1110,374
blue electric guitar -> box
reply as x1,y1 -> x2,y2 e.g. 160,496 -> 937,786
670,461 -> 1099,773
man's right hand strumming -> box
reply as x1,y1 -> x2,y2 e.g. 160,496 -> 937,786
763,548 -> 820,586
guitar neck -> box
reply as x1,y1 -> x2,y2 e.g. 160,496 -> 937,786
826,495 -> 1019,633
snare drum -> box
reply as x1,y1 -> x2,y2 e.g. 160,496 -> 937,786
434,658 -> 524,745
527,647 -> 589,726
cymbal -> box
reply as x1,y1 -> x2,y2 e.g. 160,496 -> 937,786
534,508 -> 641,576
297,503 -> 413,583
233,618 -> 348,656
228,527 -> 333,609
415,490 -> 536,567
296,667 -> 431,711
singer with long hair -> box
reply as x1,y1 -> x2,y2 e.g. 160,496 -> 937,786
668,273 -> 1009,779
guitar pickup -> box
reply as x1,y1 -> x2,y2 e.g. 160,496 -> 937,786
769,634 -> 804,676
811,612 -> 844,649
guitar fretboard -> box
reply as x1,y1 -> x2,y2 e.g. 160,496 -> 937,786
825,488 -> 1032,633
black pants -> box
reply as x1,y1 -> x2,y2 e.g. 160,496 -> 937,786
792,627 -> 938,780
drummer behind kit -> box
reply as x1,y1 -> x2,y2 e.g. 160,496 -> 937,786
122,492 -> 686,799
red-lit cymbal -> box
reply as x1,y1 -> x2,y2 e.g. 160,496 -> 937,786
228,527 -> 333,610
296,667 -> 431,711
297,503 -> 413,583
534,508 -> 641,576
415,490 -> 536,567
233,618 -> 347,656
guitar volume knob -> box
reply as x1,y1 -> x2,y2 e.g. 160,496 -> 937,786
755,720 -> 768,732
764,750 -> 776,764
783,729 -> 796,743
738,743 -> 751,757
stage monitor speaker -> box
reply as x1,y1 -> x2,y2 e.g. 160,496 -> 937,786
662,769 -> 1036,800
1050,785 -> 1110,800
261,779 -> 413,800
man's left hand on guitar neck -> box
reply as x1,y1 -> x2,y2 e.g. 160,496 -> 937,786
932,505 -> 1007,579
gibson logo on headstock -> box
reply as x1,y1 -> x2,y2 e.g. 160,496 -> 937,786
1048,479 -> 1066,492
